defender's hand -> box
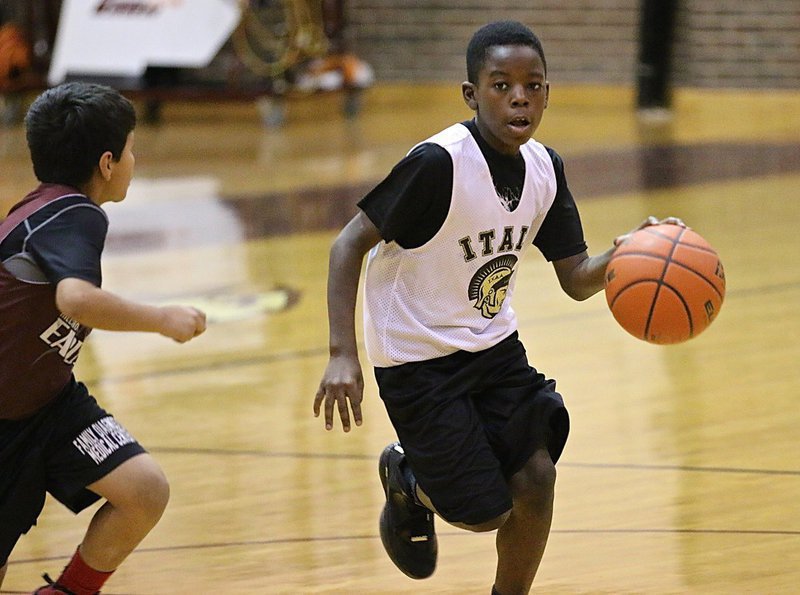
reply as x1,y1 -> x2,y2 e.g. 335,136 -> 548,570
159,305 -> 207,343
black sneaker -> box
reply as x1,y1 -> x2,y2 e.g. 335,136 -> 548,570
378,442 -> 437,579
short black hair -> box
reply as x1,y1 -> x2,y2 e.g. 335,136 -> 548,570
466,20 -> 547,84
25,82 -> 136,188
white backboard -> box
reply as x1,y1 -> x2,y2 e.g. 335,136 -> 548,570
48,0 -> 241,85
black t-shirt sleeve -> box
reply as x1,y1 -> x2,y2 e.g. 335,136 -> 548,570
28,205 -> 108,286
357,142 -> 453,249
533,147 -> 589,261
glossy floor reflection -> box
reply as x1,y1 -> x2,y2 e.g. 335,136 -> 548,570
1,84 -> 799,594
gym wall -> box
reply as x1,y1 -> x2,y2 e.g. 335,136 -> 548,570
345,0 -> 799,89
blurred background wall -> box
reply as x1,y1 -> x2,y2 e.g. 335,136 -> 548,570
2,0 -> 797,127
344,0 -> 799,88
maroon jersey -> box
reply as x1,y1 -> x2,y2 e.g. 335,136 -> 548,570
0,185 -> 99,420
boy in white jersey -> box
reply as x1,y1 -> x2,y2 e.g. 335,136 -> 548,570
314,20 -> 680,594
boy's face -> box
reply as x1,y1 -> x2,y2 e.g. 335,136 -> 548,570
103,131 -> 136,204
462,44 -> 549,155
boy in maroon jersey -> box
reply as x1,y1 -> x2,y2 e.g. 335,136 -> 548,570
0,82 -> 207,594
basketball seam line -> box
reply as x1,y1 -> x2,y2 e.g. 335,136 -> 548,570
645,226 -> 692,339
609,252 -> 724,301
641,226 -> 717,253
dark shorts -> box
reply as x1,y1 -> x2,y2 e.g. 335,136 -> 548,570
375,332 -> 569,526
0,378 -> 146,566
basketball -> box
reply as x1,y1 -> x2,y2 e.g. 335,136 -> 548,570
604,224 -> 726,344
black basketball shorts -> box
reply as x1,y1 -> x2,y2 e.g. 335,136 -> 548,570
0,378 -> 146,566
375,331 -> 570,526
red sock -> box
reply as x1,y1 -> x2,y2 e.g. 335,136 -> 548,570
55,548 -> 114,595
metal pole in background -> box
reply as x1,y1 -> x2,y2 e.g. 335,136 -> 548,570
636,0 -> 678,111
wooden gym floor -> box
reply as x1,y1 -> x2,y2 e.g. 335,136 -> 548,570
1,83 -> 799,594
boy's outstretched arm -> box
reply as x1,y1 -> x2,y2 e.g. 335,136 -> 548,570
314,211 -> 382,432
552,216 -> 685,301
56,278 -> 206,342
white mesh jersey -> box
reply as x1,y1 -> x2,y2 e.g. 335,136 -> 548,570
363,123 -> 558,367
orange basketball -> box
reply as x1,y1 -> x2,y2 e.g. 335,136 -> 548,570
604,224 -> 726,344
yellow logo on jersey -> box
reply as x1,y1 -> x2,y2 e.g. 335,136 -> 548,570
468,254 -> 518,319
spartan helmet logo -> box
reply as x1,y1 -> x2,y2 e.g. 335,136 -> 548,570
468,254 -> 518,319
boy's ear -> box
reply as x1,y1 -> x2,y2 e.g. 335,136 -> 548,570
544,81 -> 550,109
98,150 -> 115,182
462,81 -> 478,111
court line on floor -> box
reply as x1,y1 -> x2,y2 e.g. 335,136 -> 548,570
147,446 -> 800,477
8,525 -> 799,570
